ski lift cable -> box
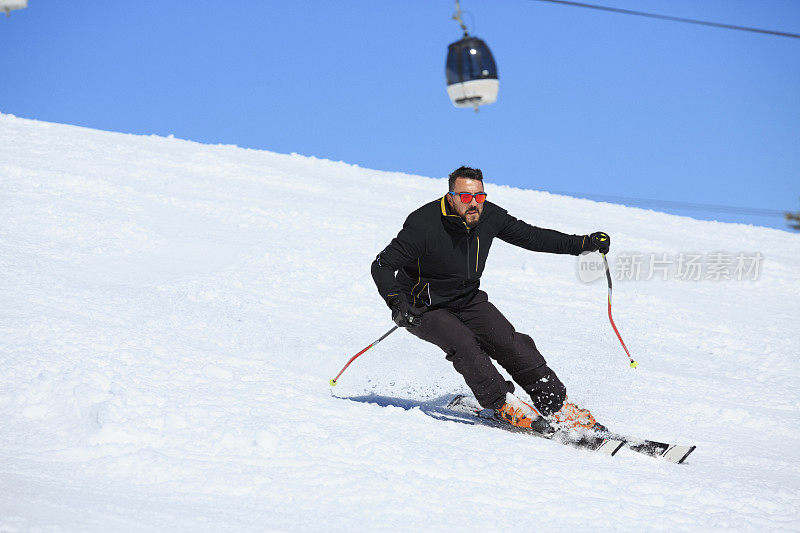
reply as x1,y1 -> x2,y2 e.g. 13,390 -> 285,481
452,1 -> 478,35
452,0 -> 469,36
528,0 -> 800,40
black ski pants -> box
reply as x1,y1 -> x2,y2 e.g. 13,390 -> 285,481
408,291 -> 566,415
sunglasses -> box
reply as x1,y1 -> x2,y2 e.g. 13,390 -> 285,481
449,191 -> 487,203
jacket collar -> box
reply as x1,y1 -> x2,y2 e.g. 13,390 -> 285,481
440,195 -> 471,230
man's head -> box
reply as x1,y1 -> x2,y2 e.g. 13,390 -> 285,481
446,166 -> 486,227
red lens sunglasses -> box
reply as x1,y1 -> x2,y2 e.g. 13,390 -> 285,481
449,191 -> 487,203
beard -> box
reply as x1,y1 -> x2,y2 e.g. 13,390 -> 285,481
463,208 -> 481,227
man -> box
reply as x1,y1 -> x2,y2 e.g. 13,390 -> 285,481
371,166 -> 611,431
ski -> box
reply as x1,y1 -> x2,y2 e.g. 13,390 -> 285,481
597,430 -> 696,464
446,395 -> 695,463
445,395 -> 625,456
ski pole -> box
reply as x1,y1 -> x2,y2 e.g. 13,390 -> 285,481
602,253 -> 638,368
329,326 -> 399,386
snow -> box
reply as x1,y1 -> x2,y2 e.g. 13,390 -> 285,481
1,112 -> 799,531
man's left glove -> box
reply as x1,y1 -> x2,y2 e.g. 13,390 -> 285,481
388,296 -> 422,328
582,231 -> 611,254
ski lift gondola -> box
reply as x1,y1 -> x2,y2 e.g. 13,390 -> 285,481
1,0 -> 27,16
445,1 -> 498,111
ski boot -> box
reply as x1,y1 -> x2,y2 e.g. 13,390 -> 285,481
547,398 -> 607,433
495,393 -> 554,435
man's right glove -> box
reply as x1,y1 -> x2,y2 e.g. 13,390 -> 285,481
582,231 -> 611,254
388,296 -> 422,328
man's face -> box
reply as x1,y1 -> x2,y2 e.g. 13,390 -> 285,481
446,177 -> 485,227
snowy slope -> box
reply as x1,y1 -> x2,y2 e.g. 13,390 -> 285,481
1,113 -> 799,532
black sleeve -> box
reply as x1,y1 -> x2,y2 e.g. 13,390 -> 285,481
496,210 -> 585,255
371,217 -> 427,305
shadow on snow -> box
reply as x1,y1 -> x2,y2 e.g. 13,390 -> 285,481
331,392 -> 481,427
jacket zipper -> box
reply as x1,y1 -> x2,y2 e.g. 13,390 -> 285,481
466,230 -> 471,280
476,236 -> 480,273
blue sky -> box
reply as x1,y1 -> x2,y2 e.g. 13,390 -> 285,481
2,0 -> 798,230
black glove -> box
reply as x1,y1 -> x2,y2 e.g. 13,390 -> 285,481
388,296 -> 422,328
582,232 -> 610,254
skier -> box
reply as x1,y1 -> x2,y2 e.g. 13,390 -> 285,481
371,166 -> 611,432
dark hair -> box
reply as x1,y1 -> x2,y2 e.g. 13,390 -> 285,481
448,166 -> 483,191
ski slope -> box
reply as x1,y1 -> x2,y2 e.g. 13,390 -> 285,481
2,113 -> 799,532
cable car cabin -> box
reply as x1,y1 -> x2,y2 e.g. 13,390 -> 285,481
445,36 -> 499,111
1,0 -> 27,16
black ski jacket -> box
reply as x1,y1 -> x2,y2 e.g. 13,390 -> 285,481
371,196 -> 589,310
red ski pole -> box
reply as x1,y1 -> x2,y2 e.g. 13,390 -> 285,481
329,326 -> 399,386
602,253 -> 638,368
